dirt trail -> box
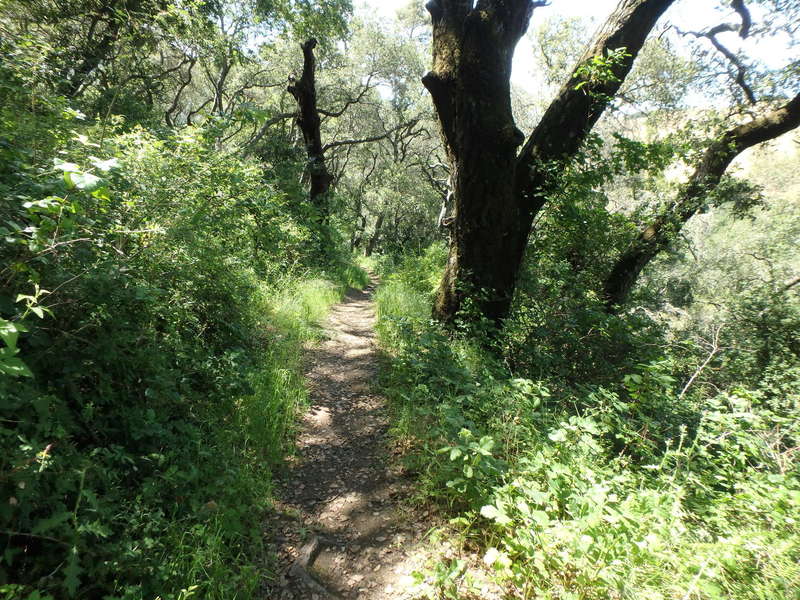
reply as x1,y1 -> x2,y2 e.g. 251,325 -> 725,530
264,278 -> 430,600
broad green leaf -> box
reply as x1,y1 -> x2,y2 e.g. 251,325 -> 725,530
0,319 -> 20,350
89,156 -> 120,172
481,504 -> 512,526
53,160 -> 81,172
530,510 -> 550,527
71,172 -> 101,191
0,357 -> 33,378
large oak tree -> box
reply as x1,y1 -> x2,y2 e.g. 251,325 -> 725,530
422,0 -> 799,327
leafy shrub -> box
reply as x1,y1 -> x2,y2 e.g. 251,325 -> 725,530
376,250 -> 800,600
0,76 -> 365,597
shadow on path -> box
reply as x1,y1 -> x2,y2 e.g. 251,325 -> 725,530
263,278 -> 432,600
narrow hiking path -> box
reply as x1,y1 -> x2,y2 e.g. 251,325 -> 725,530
264,278 -> 433,600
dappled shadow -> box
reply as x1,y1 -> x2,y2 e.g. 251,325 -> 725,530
264,278 -> 434,600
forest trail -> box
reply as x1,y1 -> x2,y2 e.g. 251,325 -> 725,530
264,277 -> 430,600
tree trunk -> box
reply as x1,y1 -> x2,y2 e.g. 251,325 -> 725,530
60,1 -> 123,98
288,39 -> 333,218
424,0 -> 674,326
365,212 -> 385,257
603,93 -> 800,311
351,213 -> 366,251
423,0 -> 546,325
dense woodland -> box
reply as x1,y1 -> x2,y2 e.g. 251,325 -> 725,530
0,0 -> 798,598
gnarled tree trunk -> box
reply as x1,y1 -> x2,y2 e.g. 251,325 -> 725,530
288,39 -> 334,219
424,0 -> 675,326
364,212 -> 385,257
603,93 -> 800,311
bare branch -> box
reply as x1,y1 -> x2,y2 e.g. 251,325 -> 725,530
781,274 -> 800,293
186,98 -> 213,125
165,56 -> 196,127
678,23 -> 757,104
322,120 -> 419,153
679,324 -> 724,400
731,0 -> 752,38
240,112 -> 297,153
319,74 -> 377,118
705,27 -> 757,104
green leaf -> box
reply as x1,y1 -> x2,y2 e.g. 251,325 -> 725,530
480,504 -> 499,519
0,357 -> 33,378
53,160 -> 81,172
0,319 -> 20,350
91,187 -> 111,201
31,511 -> 71,535
73,133 -> 98,147
64,546 -> 81,597
71,172 -> 101,191
89,156 -> 119,172
480,504 -> 512,526
527,490 -> 549,504
530,510 -> 550,527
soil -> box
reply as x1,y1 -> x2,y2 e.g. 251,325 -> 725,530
263,277 -> 433,600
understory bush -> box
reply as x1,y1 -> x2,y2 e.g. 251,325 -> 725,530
376,251 -> 800,600
0,64 -> 365,599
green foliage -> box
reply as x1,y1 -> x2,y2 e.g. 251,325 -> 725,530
376,250 -> 800,600
0,51 -> 366,596
436,429 -> 505,510
574,47 -> 633,98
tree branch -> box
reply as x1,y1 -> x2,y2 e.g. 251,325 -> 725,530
781,274 -> 800,293
603,92 -> 800,310
186,98 -> 213,125
322,120 -> 419,153
679,23 -> 757,104
679,323 -> 724,400
731,0 -> 752,38
318,74 -> 376,118
240,112 -> 297,153
515,0 -> 677,220
164,56 -> 197,127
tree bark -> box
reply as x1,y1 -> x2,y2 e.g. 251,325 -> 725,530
60,1 -> 123,98
351,213 -> 366,251
288,39 -> 334,218
365,212 -> 385,257
602,92 -> 800,311
424,0 -> 675,326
